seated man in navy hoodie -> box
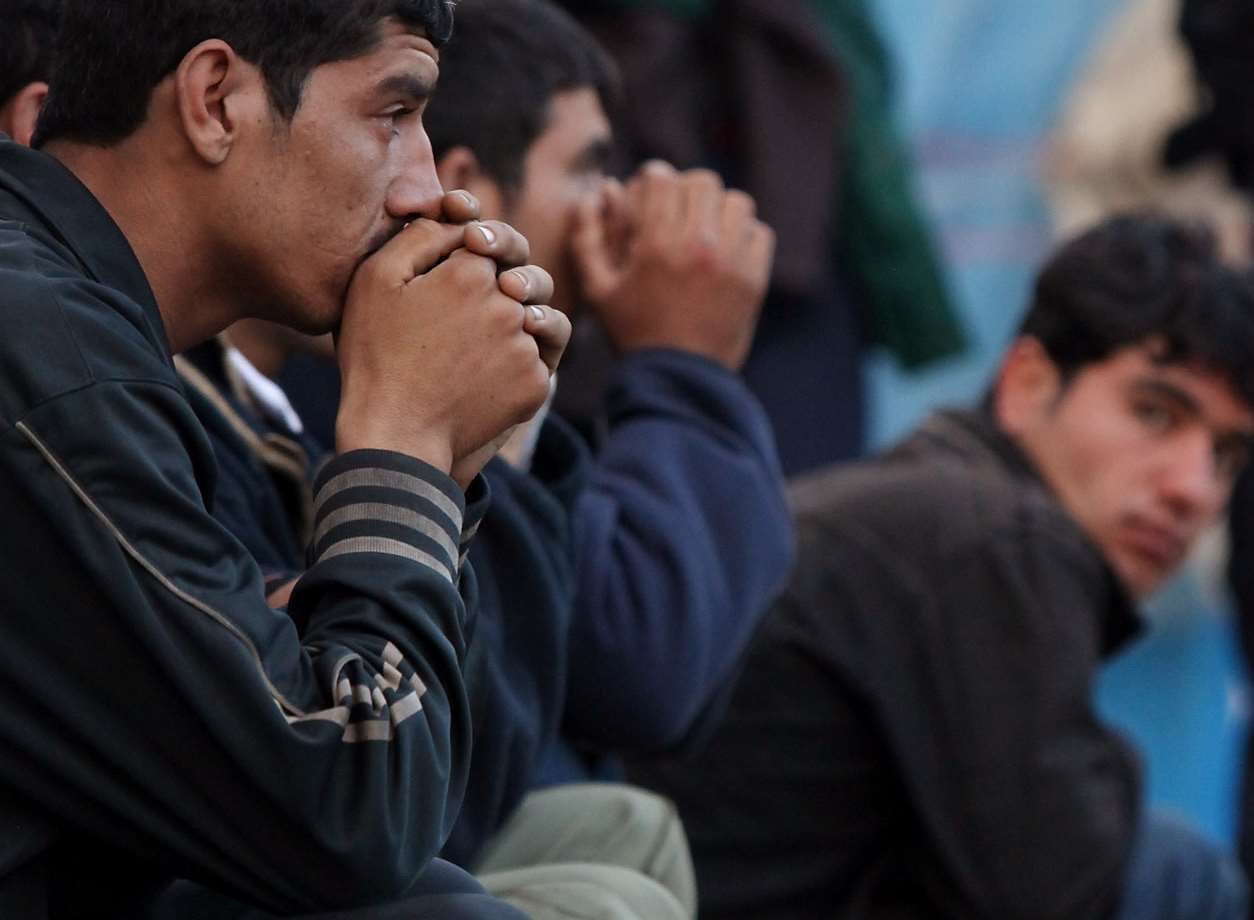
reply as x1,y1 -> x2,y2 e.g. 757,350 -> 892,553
231,0 -> 793,912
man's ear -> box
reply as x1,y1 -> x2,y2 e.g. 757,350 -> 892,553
437,146 -> 505,218
0,81 -> 49,147
993,336 -> 1064,435
173,40 -> 254,166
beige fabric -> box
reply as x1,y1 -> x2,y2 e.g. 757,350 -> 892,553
1045,0 -> 1253,260
476,784 -> 696,920
481,864 -> 687,920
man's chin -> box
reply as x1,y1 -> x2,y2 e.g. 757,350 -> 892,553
265,294 -> 342,338
1112,553 -> 1168,600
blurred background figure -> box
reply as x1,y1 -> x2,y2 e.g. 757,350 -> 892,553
567,0 -> 1254,898
852,0 -> 1254,861
1046,0 -> 1253,256
554,0 -> 966,476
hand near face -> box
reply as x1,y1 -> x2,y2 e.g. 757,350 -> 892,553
335,191 -> 570,488
571,162 -> 775,371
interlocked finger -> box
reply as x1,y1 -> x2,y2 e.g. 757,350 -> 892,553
440,189 -> 481,224
498,264 -> 555,306
461,219 -> 531,268
522,303 -> 573,375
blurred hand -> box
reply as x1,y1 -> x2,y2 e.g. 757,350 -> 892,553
572,162 -> 775,371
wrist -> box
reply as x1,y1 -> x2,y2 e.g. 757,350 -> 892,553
335,412 -> 454,474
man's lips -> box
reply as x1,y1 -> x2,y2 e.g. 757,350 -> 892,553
1120,519 -> 1187,570
361,225 -> 404,264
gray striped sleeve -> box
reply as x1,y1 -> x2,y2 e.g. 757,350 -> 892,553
310,450 -> 466,582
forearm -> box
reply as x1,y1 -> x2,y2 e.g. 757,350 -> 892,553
564,350 -> 793,750
3,384 -> 482,913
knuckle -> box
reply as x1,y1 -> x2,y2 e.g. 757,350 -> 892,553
726,189 -> 756,217
494,222 -> 530,261
686,168 -> 723,192
636,233 -> 670,265
522,360 -> 551,401
683,235 -> 722,271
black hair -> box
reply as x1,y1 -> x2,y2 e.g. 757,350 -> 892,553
423,0 -> 617,192
33,0 -> 456,147
1020,213 -> 1254,408
0,0 -> 61,110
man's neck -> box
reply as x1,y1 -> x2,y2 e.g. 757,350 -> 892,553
225,319 -> 297,380
44,138 -> 237,354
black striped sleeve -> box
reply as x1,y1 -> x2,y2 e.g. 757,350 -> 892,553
310,450 -> 466,583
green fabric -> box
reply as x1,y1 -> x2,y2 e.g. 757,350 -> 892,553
585,0 -> 967,367
813,0 -> 966,367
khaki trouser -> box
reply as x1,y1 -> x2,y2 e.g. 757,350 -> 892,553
476,783 -> 696,920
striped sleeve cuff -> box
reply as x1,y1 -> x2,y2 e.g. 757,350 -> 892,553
311,451 -> 467,584
458,472 -> 491,569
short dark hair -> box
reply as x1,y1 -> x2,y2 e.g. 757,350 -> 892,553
33,0 -> 455,148
424,0 -> 617,192
1020,213 -> 1254,407
0,0 -> 60,111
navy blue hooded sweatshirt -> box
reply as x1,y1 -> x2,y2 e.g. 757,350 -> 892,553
0,140 -> 526,918
189,340 -> 794,872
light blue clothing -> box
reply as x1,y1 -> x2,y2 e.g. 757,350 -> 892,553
865,0 -> 1130,445
1115,811 -> 1248,920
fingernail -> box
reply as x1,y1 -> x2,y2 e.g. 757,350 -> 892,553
529,305 -> 545,322
457,190 -> 476,208
477,224 -> 496,245
509,269 -> 531,297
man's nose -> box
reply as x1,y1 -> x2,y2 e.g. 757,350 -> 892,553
386,127 -> 444,222
1159,432 -> 1225,519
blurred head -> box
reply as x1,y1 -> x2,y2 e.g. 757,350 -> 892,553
425,0 -> 617,314
35,1 -> 456,336
0,0 -> 60,146
994,214 -> 1254,597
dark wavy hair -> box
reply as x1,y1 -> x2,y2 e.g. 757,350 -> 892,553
34,0 -> 456,147
0,0 -> 61,110
1020,213 -> 1254,407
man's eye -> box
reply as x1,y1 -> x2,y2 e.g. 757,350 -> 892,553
1132,400 -> 1175,432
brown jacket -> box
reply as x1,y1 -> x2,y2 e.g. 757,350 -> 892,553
636,409 -> 1143,919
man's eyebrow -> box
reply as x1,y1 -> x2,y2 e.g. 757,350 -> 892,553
1130,378 -> 1202,415
1134,376 -> 1254,448
376,73 -> 437,101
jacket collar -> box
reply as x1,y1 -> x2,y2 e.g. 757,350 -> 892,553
913,408 -> 1143,654
0,138 -> 168,352
913,407 -> 1048,489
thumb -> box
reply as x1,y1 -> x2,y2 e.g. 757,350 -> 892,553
571,191 -> 622,304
